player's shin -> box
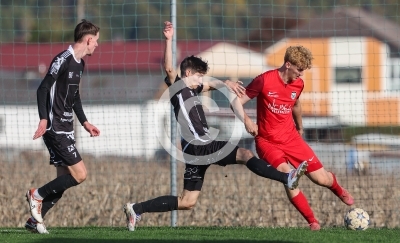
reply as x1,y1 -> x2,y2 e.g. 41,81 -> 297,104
41,191 -> 64,218
245,157 -> 287,183
38,174 -> 79,198
133,195 -> 178,214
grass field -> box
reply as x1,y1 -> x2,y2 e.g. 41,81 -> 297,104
1,227 -> 399,243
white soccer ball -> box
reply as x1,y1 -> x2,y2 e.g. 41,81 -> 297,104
344,208 -> 370,230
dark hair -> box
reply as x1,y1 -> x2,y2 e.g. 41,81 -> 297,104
180,55 -> 209,77
74,19 -> 100,42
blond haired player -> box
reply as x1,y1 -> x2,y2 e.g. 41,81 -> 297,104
236,46 -> 354,230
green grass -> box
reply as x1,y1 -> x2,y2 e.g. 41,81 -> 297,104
1,227 -> 399,243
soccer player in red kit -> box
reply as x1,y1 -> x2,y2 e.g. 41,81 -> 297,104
235,46 -> 354,230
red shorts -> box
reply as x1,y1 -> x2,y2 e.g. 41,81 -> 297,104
255,136 -> 323,173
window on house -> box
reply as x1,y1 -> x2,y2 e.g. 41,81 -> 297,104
335,67 -> 362,84
389,59 -> 400,90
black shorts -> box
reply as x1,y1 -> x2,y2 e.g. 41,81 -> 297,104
182,140 -> 239,191
43,132 -> 82,167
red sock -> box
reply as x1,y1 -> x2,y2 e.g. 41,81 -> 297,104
329,172 -> 343,197
290,191 -> 317,224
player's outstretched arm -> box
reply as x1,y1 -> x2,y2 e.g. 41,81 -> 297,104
202,78 -> 245,97
163,21 -> 177,84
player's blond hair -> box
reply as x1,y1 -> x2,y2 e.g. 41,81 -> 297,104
284,46 -> 313,70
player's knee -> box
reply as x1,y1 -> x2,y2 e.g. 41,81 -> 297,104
276,162 -> 291,173
309,170 -> 331,186
73,171 -> 87,183
238,148 -> 254,163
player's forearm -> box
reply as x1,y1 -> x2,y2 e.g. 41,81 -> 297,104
206,79 -> 227,90
164,38 -> 175,80
37,89 -> 48,120
230,97 -> 246,123
73,94 -> 88,126
292,107 -> 303,131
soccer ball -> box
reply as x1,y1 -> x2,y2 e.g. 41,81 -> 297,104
344,208 -> 370,230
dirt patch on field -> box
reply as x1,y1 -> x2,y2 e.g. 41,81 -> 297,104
1,151 -> 399,228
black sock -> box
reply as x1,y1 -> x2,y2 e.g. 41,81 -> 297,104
132,195 -> 178,214
38,174 -> 79,198
246,157 -> 288,184
41,191 -> 64,218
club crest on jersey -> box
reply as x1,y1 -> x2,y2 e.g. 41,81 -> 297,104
69,72 -> 73,78
291,91 -> 297,99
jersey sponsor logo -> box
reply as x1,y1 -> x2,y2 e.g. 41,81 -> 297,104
63,112 -> 73,117
268,91 -> 278,97
291,91 -> 297,99
69,72 -> 73,78
50,56 -> 66,75
60,118 -> 74,122
267,99 -> 292,114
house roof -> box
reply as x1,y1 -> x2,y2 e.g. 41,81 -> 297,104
246,16 -> 304,51
0,40 -> 220,72
286,7 -> 400,54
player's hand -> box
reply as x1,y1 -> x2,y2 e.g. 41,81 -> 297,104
244,118 -> 258,136
83,121 -> 100,137
163,21 -> 174,40
225,80 -> 246,98
33,119 -> 48,140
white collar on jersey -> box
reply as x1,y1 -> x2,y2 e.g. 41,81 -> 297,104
68,45 -> 81,63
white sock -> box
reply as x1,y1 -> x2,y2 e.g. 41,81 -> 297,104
33,189 -> 44,200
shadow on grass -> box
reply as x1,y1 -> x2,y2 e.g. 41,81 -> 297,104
0,227 -> 303,243
29,240 -> 299,243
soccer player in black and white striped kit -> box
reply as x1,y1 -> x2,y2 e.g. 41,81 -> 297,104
123,21 -> 308,231
25,19 -> 100,234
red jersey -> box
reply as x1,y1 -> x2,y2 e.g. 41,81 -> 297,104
246,69 -> 304,144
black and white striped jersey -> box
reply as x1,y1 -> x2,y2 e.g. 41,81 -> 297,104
166,76 -> 212,145
37,45 -> 86,134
